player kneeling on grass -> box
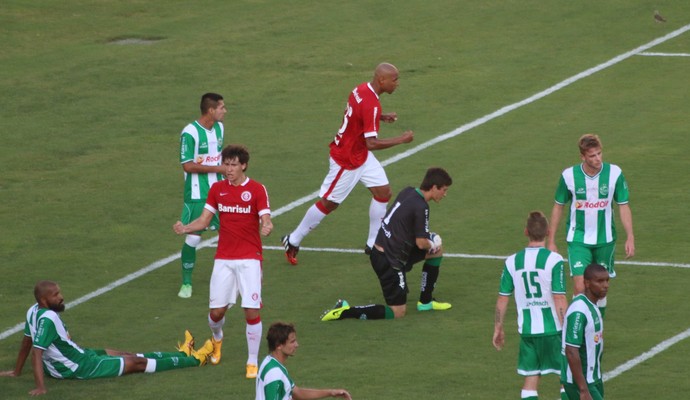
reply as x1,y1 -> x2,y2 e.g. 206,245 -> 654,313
321,167 -> 452,321
256,322 -> 351,400
0,280 -> 214,396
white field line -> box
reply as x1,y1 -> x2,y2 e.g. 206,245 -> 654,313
261,245 -> 690,268
604,327 -> 690,381
638,52 -> 690,57
3,23 -> 690,384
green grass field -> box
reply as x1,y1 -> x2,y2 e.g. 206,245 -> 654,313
2,1 -> 690,398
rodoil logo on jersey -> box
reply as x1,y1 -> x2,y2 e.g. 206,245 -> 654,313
574,200 -> 609,210
196,154 -> 222,165
218,204 -> 252,214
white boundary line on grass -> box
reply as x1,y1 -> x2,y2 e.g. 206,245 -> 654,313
262,246 -> 690,268
638,51 -> 690,57
3,24 -> 690,386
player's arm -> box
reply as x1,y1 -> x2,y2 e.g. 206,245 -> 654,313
415,236 -> 433,251
30,347 -> 47,395
0,335 -> 32,377
292,386 -> 352,400
565,345 -> 592,400
553,294 -> 568,326
173,209 -> 214,235
618,203 -> 634,258
492,295 -> 510,350
380,112 -> 397,123
181,161 -> 225,174
547,203 -> 564,253
179,133 -> 225,174
552,262 -> 568,324
260,213 -> 273,237
365,131 -> 413,151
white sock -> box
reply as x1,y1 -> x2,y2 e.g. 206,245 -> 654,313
367,198 -> 388,247
144,359 -> 156,373
521,389 -> 538,399
290,204 -> 327,246
208,314 -> 225,341
246,321 -> 262,365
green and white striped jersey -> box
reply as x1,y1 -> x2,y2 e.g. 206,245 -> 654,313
255,355 -> 294,400
180,120 -> 224,202
499,247 -> 566,336
24,304 -> 88,379
561,294 -> 604,385
554,162 -> 629,246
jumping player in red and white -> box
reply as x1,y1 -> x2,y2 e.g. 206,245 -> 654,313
174,144 -> 273,379
282,62 -> 414,265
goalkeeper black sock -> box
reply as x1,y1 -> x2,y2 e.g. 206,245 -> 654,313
419,258 -> 442,304
341,305 -> 394,320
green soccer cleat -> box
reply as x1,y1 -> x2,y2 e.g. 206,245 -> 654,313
320,299 -> 350,321
176,330 -> 195,356
177,284 -> 192,299
417,299 -> 452,311
209,337 -> 223,365
191,339 -> 214,366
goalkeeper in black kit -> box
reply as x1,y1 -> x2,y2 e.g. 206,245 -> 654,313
321,167 -> 453,321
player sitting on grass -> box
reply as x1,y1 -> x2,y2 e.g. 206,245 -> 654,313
0,280 -> 214,396
321,167 -> 453,321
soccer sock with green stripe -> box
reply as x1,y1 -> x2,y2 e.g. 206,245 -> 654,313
419,257 -> 442,304
181,243 -> 196,285
145,356 -> 200,372
341,305 -> 394,320
139,351 -> 187,359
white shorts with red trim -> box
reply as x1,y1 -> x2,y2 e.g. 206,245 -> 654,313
209,259 -> 262,309
319,152 -> 389,203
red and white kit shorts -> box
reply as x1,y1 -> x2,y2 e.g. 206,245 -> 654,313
209,259 -> 262,309
319,152 -> 389,204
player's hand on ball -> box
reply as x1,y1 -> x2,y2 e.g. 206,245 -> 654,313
429,232 -> 442,254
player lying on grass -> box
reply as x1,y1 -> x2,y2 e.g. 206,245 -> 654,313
0,280 -> 214,396
321,167 -> 453,321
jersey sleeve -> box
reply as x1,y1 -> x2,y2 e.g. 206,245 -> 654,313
498,265 -> 514,296
23,320 -> 30,337
180,131 -> 196,164
262,379 -> 287,400
414,205 -> 430,240
564,311 -> 586,347
551,260 -> 566,294
613,172 -> 630,204
256,183 -> 271,216
554,174 -> 571,204
33,316 -> 58,350
204,181 -> 220,213
361,98 -> 380,138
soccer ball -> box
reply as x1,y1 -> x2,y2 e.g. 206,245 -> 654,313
430,232 -> 442,248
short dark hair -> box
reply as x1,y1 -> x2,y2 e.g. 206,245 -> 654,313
266,322 -> 296,352
221,144 -> 250,166
584,263 -> 607,281
200,92 -> 224,114
420,167 -> 452,191
526,211 -> 548,241
34,280 -> 57,303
